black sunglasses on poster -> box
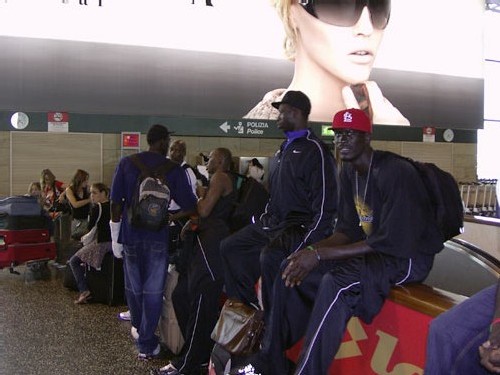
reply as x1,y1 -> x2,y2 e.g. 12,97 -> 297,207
299,0 -> 391,30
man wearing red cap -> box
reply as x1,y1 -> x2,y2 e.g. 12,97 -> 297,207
239,109 -> 443,375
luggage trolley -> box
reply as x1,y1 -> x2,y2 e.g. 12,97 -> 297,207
461,182 -> 475,215
0,195 -> 57,275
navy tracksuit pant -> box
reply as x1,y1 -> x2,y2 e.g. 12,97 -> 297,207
220,223 -> 307,324
171,224 -> 228,374
260,254 -> 433,375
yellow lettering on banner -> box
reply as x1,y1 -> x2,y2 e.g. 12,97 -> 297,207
371,331 -> 423,375
335,317 -> 368,359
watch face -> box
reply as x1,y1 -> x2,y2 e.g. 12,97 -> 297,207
10,112 -> 29,129
443,129 -> 454,142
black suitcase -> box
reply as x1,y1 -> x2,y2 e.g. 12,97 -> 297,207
86,252 -> 125,306
0,213 -> 49,230
53,215 -> 76,265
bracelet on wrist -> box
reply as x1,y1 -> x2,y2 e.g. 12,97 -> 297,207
306,245 -> 321,262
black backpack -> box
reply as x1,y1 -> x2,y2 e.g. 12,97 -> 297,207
379,151 -> 464,242
230,173 -> 269,232
127,154 -> 176,231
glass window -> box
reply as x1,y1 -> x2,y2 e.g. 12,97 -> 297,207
478,10 -> 500,179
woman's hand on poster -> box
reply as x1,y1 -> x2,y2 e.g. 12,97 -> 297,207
342,81 -> 410,126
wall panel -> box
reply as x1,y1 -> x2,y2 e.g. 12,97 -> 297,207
0,133 -> 10,196
402,143 -> 453,173
10,132 -> 102,195
0,131 -> 478,197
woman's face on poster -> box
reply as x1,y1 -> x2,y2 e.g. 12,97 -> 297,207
291,4 -> 385,84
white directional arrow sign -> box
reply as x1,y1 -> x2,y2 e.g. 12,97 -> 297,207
219,121 -> 230,133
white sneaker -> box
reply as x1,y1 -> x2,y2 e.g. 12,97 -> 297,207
138,343 -> 161,360
118,310 -> 131,321
131,326 -> 139,340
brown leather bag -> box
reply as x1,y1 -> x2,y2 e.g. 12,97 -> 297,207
211,299 -> 264,356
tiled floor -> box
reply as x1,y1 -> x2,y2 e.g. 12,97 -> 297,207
0,263 -> 168,375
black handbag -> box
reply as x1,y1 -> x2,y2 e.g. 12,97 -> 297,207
50,200 -> 72,214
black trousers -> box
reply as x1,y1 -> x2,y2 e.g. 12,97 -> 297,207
171,225 -> 228,374
220,223 -> 308,324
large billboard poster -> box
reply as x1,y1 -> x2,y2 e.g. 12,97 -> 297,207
0,0 -> 485,129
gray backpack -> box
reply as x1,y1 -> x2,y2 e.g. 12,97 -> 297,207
128,154 -> 176,231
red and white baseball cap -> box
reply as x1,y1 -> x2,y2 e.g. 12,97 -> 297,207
332,109 -> 372,134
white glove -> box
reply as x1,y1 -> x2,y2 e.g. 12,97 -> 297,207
109,220 -> 123,259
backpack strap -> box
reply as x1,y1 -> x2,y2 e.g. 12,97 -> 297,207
154,159 -> 177,178
96,202 -> 102,224
129,153 -> 152,179
129,153 -> 176,180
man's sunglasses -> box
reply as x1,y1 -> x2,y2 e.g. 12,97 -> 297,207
299,0 -> 391,30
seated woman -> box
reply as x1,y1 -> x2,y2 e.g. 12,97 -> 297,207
28,181 -> 55,235
69,183 -> 111,304
65,169 -> 92,240
40,169 -> 67,216
27,181 -> 44,208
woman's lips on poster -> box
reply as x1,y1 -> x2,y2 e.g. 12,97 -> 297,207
349,50 -> 374,64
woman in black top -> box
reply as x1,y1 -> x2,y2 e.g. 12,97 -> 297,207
69,183 -> 112,304
65,169 -> 91,239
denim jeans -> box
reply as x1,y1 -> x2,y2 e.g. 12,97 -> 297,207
425,284 -> 496,375
123,239 -> 168,355
69,254 -> 88,293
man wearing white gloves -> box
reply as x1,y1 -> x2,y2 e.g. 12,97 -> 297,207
110,124 -> 197,360
109,221 -> 123,258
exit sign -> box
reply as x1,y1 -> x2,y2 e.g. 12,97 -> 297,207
321,125 -> 335,137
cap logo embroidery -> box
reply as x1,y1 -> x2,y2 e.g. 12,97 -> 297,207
343,112 -> 353,123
